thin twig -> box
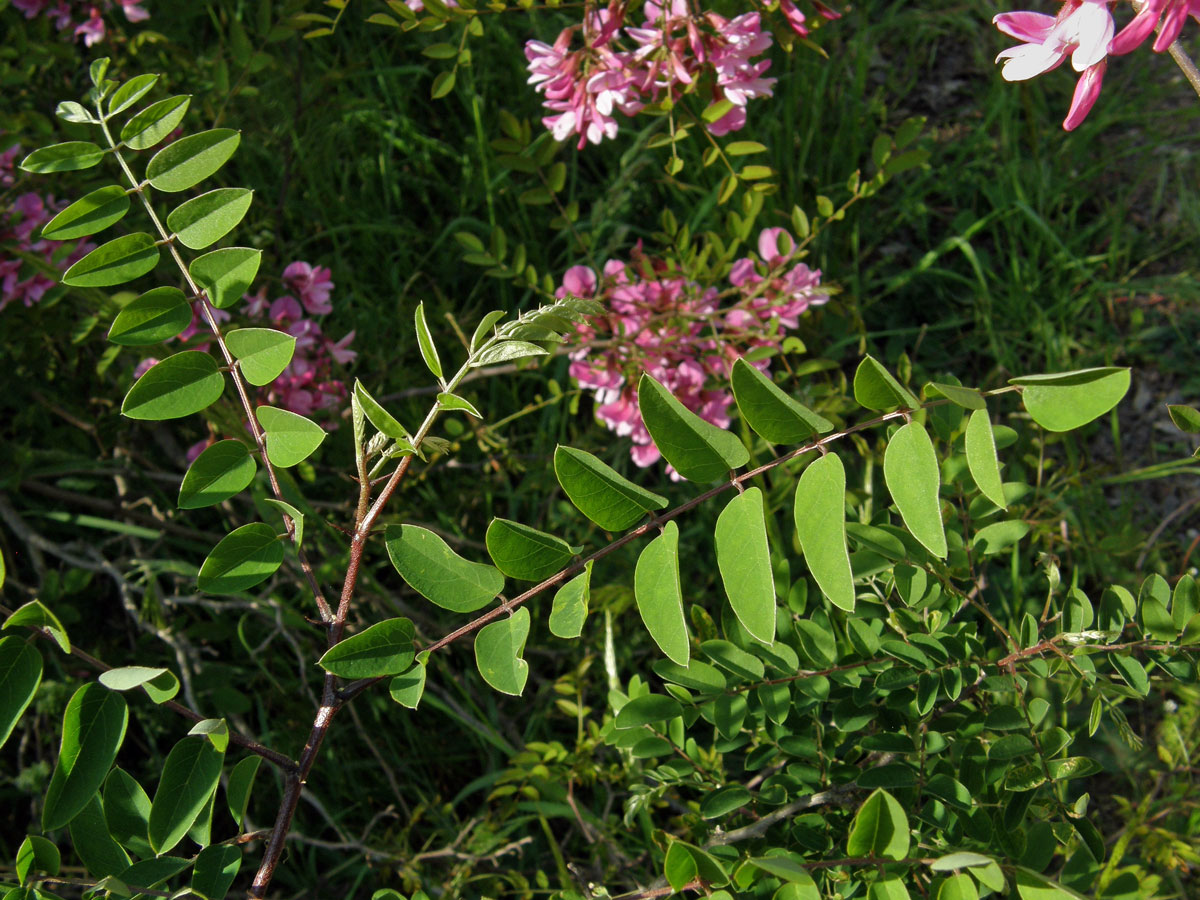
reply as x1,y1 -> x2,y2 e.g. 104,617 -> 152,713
1167,39 -> 1200,100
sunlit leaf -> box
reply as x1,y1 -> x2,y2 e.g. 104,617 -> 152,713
108,73 -> 159,116
354,380 -> 411,441
794,452 -> 855,612
166,188 -> 254,249
549,561 -> 592,639
19,141 -> 106,173
63,233 -> 160,287
98,666 -> 180,704
318,618 -> 415,678
103,768 -> 154,857
0,637 -> 42,751
197,523 -> 283,594
225,328 -> 295,386
846,788 -> 909,861
389,657 -> 427,709
639,374 -> 748,482
226,756 -> 260,829
386,524 -> 504,612
179,440 -> 256,509
122,351 -> 224,420
475,608 -> 530,695
190,247 -> 262,309
554,445 -> 667,530
107,287 -> 191,346
485,518 -> 575,581
714,488 -> 775,643
731,358 -> 833,443
191,844 -> 241,900
69,795 -> 131,877
41,185 -> 130,241
883,421 -> 946,558
965,409 -> 1006,509
146,128 -> 241,192
257,406 -> 326,467
414,301 -> 443,380
121,95 -> 191,150
854,356 -> 919,410
43,684 -> 129,830
148,736 -> 224,854
634,521 -> 689,665
3,600 -> 69,652
1011,368 -> 1130,432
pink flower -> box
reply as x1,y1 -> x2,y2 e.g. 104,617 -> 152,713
133,357 -> 159,378
282,261 -> 334,315
327,331 -> 357,366
117,0 -> 149,21
270,295 -> 303,323
243,285 -> 270,318
74,8 -> 107,46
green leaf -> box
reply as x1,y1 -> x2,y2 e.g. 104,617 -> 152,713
471,309 -> 507,350
634,521 -> 689,665
846,789 -> 909,861
973,520 -> 1030,555
257,406 -> 327,467
148,736 -> 225,854
437,391 -> 482,418
19,141 -> 106,174
122,351 -> 224,420
854,356 -> 919,410
179,441 -> 256,509
98,666 -> 180,704
63,233 -> 160,287
16,835 -> 60,883
166,188 -> 254,250
121,856 -> 193,892
108,73 -> 159,116
731,358 -> 833,443
107,287 -> 191,346
191,845 -> 241,900
40,185 -> 130,241
700,785 -> 751,819
1167,404 -> 1200,433
120,95 -> 192,150
550,561 -> 591,639
702,639 -> 764,679
485,518 -> 575,581
318,618 -> 415,678
103,768 -> 154,856
264,498 -> 304,547
471,340 -> 549,366
190,247 -> 262,309
1046,756 -> 1103,780
69,796 -> 131,877
226,756 -> 260,829
794,452 -> 855,612
90,57 -> 111,86
553,446 -> 667,530
714,488 -> 776,643
924,382 -> 986,410
4,600 -> 70,652
884,421 -> 947,558
385,524 -> 504,612
664,842 -> 697,892
414,302 -> 443,380
431,69 -> 456,99
1014,868 -> 1089,900
639,374 -> 749,482
615,693 -> 681,728
930,852 -> 994,871
353,380 -> 412,441
0,637 -> 42,751
1011,368 -> 1130,432
188,717 -> 230,752
475,608 -> 530,695
56,99 -> 95,123
748,856 -> 816,889
937,874 -> 978,900
197,523 -> 283,594
965,409 -> 1006,508
225,328 -> 295,386
145,129 -> 241,192
868,880 -> 912,900
43,684 -> 129,830
389,658 -> 427,709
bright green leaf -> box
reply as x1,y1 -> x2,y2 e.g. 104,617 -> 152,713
191,845 -> 241,900
639,374 -> 748,482
19,141 -> 106,174
63,233 -> 160,288
550,561 -> 591,639
16,835 -> 60,883
179,441 -> 256,509
414,302 -> 443,379
148,736 -> 224,854
731,358 -> 833,443
166,188 -> 254,249
1167,404 -> 1200,433
0,637 -> 42,751
965,409 -> 1006,508
145,129 -> 241,192
257,406 -> 326,467
40,185 -> 130,241
98,666 -> 180,704
386,524 -> 504,612
225,328 -> 295,386
437,391 -> 482,418
471,340 -> 549,366
553,445 -> 667,531
884,421 -> 947,558
1014,868 -> 1089,900
108,73 -> 159,116
264,498 -> 304,547
634,521 -> 689,665
1011,368 -> 1130,432
475,608 -> 530,695
924,382 -> 986,410
120,95 -> 191,150
226,756 -> 260,829
930,852 -> 995,871
103,768 -> 154,857
4,600 -> 70,652
485,518 -> 575,581
69,795 -> 131,877
354,380 -> 412,441
854,356 -> 919,410
846,789 -> 909,861
187,717 -> 230,752
615,693 -> 681,728
190,247 -> 262,309
318,618 -> 415,678
107,287 -> 191,346
43,684 -> 129,830
937,874 -> 978,900
122,351 -> 224,420
868,878 -> 912,900
794,452 -> 855,611
197,523 -> 283,594
715,487 -> 776,643
664,841 -> 698,892
973,520 -> 1030,555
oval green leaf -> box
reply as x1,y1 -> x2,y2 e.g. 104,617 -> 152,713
257,406 -> 327,467
70,795 -> 131,877
1011,368 -> 1131,432
414,301 -> 443,380
854,356 -> 919,411
550,561 -> 592,639
179,440 -> 256,509
354,380 -> 411,441
389,658 -> 427,709
884,421 -> 947,558
121,95 -> 191,150
197,523 -> 283,595
190,247 -> 262,309
846,788 -> 910,861
226,756 -> 260,829
146,129 -> 241,192
639,373 -> 749,482
485,518 -> 575,581
108,73 -> 159,117
16,835 -> 60,884
554,445 -> 667,531
731,358 -> 833,443
123,351 -> 224,420
225,328 -> 295,386
794,452 -> 855,611
475,607 -> 530,695
148,736 -> 225,854
385,524 -> 504,612
4,599 -> 70,652
19,141 -> 106,174
63,233 -> 160,288
108,287 -> 191,346
965,409 -> 1006,508
43,684 -> 129,830
615,693 -> 681,728
166,188 -> 254,250
634,521 -> 689,665
0,636 -> 42,751
318,618 -> 415,678
471,340 -> 549,366
40,185 -> 130,241
103,768 -> 154,857
714,487 -> 776,643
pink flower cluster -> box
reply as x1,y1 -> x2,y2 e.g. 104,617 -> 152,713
563,227 -> 828,477
994,0 -> 1200,130
1,143 -> 96,313
138,262 -> 356,441
526,0 -> 836,148
12,0 -> 149,46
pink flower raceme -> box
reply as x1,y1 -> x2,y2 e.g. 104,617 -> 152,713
13,0 -> 149,43
562,231 -> 828,478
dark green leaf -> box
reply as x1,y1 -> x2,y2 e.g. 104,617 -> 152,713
16,835 -> 59,883
846,789 -> 909,860
104,768 -> 153,856
43,684 -> 129,830
471,309 -> 506,350
485,518 -> 575,581
190,247 -> 262,309
354,380 -> 412,441
747,856 -> 816,888
715,488 -> 776,643
122,351 -> 224,420
120,856 -> 192,892
19,141 -> 105,174
924,382 -> 985,410
257,406 -> 326,467
549,561 -> 591,639
615,694 -> 681,728
0,637 -> 42,751
107,287 -> 191,345
794,452 -> 855,612
179,440 -> 256,509
197,523 -> 283,594
148,737 -> 225,854
120,95 -> 191,150
1011,368 -> 1130,432
471,340 -> 548,366
4,600 -> 70,652
634,522 -> 689,665
69,796 -> 131,877
854,356 -> 919,410
475,608 -> 530,695
385,524 -> 504,612
145,129 -> 241,192
41,185 -> 130,241
1110,654 -> 1149,695
264,498 -> 304,547
731,358 -> 833,443
166,188 -> 254,250
191,845 -> 241,900
639,374 -> 748,482
700,785 -> 751,819
554,446 -> 667,531
226,756 -> 260,829
225,328 -> 295,386
108,73 -> 159,116
701,639 -> 764,679
389,658 -> 427,709
318,618 -> 415,678
1167,404 -> 1200,433
884,421 -> 946,558
63,233 -> 159,287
